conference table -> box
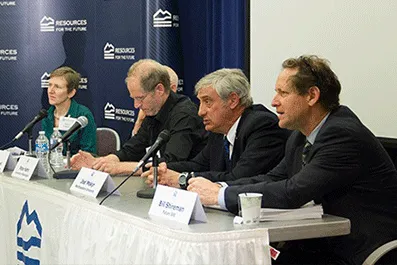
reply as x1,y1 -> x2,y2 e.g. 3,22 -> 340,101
0,171 -> 350,264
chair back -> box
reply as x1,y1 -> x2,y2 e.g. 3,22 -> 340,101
96,127 -> 121,156
362,240 -> 397,265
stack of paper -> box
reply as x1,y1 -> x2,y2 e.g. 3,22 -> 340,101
260,202 -> 323,221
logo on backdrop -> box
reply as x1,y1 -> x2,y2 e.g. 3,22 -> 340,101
0,104 -> 18,116
0,48 -> 17,61
103,42 -> 135,61
16,200 -> 42,265
0,1 -> 16,6
104,102 -> 135,123
41,72 -> 88,90
153,9 -> 179,28
40,16 -> 87,32
177,79 -> 184,92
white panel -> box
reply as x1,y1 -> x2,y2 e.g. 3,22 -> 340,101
251,0 -> 397,138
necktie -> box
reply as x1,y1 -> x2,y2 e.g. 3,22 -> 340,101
302,140 -> 312,167
223,137 -> 231,170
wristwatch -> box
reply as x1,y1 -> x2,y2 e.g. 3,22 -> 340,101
178,172 -> 194,190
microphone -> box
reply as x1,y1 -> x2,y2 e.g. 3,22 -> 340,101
136,129 -> 171,169
13,109 -> 48,141
101,129 -> 171,204
50,116 -> 88,150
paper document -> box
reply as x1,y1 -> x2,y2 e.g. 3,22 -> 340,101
260,202 -> 323,221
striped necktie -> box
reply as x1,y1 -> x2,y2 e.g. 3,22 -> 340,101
302,140 -> 312,167
223,137 -> 231,170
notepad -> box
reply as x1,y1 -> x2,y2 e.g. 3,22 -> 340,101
260,201 -> 323,221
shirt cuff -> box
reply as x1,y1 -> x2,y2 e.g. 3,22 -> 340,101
218,182 -> 228,187
217,186 -> 228,210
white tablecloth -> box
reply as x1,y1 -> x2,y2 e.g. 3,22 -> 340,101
0,175 -> 271,264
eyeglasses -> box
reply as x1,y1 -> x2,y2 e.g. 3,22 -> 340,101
132,83 -> 160,103
300,56 -> 321,87
133,93 -> 150,103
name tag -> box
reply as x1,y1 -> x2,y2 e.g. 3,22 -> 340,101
11,156 -> 39,180
70,167 -> 120,198
0,150 -> 10,172
59,116 -> 77,131
149,185 -> 207,224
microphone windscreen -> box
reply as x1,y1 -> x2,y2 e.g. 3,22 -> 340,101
38,108 -> 48,118
158,129 -> 170,143
76,116 -> 89,128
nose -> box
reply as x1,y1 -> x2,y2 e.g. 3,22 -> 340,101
198,103 -> 206,117
48,85 -> 55,93
271,94 -> 280,108
134,100 -> 142,109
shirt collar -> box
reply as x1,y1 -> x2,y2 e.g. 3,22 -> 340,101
151,91 -> 177,124
306,112 -> 330,145
225,116 -> 242,146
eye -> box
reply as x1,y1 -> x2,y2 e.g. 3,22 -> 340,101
279,90 -> 288,97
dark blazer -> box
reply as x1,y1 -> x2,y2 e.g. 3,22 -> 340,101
225,106 -> 397,264
168,104 -> 290,182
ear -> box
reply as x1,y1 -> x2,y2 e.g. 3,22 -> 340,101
156,83 -> 166,95
68,89 -> 77,99
170,84 -> 178,93
307,86 -> 320,106
228,92 -> 241,109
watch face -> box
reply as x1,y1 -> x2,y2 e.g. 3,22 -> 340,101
178,172 -> 188,187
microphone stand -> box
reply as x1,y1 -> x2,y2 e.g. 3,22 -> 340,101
25,127 -> 36,157
53,141 -> 79,179
136,153 -> 159,199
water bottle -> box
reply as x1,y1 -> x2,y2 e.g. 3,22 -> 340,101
35,131 -> 50,173
50,128 -> 64,167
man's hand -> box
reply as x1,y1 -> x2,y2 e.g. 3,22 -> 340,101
70,150 -> 96,170
187,177 -> 221,206
91,154 -> 122,174
141,162 -> 180,188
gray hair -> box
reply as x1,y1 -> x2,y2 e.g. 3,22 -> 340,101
195,68 -> 253,107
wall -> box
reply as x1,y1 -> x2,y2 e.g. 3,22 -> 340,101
251,0 -> 397,138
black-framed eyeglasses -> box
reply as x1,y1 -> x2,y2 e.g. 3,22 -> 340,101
300,56 -> 321,87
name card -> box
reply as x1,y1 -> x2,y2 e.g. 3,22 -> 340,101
11,156 -> 39,180
70,167 -> 120,198
149,185 -> 207,224
0,150 -> 10,172
5,146 -> 26,171
59,116 -> 77,131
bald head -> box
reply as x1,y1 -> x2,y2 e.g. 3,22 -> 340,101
125,59 -> 171,93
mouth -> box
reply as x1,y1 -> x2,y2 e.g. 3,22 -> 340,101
202,119 -> 210,125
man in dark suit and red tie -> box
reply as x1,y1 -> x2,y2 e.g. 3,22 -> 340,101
142,68 -> 290,187
187,55 -> 397,264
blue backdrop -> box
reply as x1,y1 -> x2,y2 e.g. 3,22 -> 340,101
0,0 -> 246,150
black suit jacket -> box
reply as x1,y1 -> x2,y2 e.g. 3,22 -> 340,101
225,106 -> 397,264
168,104 -> 290,182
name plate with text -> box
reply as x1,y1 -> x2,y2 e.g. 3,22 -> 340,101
11,156 -> 39,180
149,185 -> 207,224
0,150 -> 10,172
70,167 -> 120,198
